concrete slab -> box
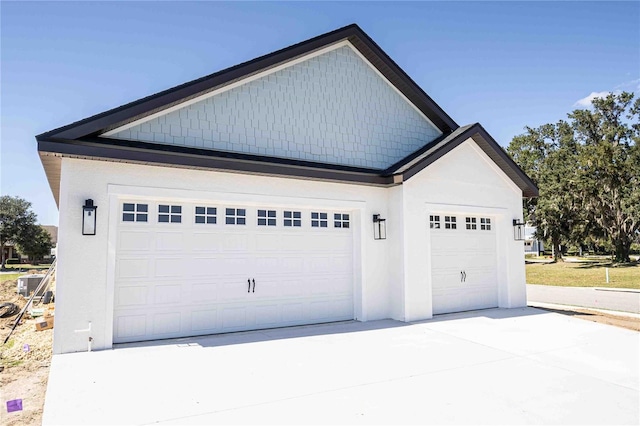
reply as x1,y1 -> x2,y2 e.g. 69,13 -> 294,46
43,308 -> 639,425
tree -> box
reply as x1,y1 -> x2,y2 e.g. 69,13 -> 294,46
15,226 -> 53,263
571,92 -> 640,262
508,92 -> 640,263
0,196 -> 38,268
508,122 -> 583,260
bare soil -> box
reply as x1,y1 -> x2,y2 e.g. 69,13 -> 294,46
1,274 -> 54,426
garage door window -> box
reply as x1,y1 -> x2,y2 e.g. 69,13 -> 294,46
480,217 -> 491,230
159,205 -> 182,223
465,217 -> 477,230
258,209 -> 277,226
122,203 -> 148,222
226,208 -> 246,225
195,207 -> 217,224
429,215 -> 441,229
444,216 -> 457,229
311,212 -> 328,228
283,211 -> 301,227
334,213 -> 350,228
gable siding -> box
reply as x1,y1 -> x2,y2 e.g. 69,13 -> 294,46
108,45 -> 441,169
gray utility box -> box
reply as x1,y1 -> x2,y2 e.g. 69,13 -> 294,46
17,274 -> 46,297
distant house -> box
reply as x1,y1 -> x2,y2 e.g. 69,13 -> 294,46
37,24 -> 538,354
524,225 -> 544,255
1,225 -> 58,263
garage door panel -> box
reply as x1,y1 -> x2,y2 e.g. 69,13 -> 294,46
191,233 -> 222,252
222,234 -> 250,251
221,306 -> 248,330
155,232 -> 185,251
117,258 -> 150,279
254,304 -> 280,326
118,231 -> 153,252
430,214 -> 498,315
191,283 -> 219,302
191,309 -> 217,332
114,202 -> 355,344
153,284 -> 182,304
152,312 -> 182,335
154,258 -> 185,277
116,285 -> 149,307
115,314 -> 147,340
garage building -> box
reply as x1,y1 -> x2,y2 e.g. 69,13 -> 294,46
37,24 -> 537,353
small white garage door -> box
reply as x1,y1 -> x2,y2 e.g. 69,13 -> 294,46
430,214 -> 498,315
113,201 -> 354,343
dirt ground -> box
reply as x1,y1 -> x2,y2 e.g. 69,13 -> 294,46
1,275 -> 54,426
0,274 -> 637,426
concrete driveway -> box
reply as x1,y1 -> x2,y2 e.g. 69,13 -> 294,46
43,308 -> 639,425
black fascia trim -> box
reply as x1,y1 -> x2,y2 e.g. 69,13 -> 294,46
382,130 -> 454,176
37,24 -> 457,141
38,137 -> 394,186
400,123 -> 539,197
472,125 -> 539,197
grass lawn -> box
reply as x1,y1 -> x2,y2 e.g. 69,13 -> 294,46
526,261 -> 640,289
1,273 -> 22,282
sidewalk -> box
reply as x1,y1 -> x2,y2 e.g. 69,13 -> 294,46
527,284 -> 640,314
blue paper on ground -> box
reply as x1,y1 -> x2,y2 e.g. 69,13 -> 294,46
7,399 -> 23,412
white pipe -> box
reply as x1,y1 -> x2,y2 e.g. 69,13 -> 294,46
606,268 -> 610,284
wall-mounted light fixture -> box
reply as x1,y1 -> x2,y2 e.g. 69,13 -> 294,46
512,219 -> 525,241
373,214 -> 387,240
82,199 -> 97,236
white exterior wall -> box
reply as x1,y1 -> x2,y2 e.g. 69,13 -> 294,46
401,139 -> 526,321
54,138 -> 527,354
107,44 -> 441,169
54,158 -> 393,354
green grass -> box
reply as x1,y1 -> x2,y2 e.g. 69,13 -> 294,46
526,261 -> 640,289
2,263 -> 52,271
0,273 -> 22,283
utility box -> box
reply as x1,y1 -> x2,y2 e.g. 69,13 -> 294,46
17,274 -> 46,297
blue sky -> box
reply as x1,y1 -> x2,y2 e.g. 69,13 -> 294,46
1,1 -> 638,226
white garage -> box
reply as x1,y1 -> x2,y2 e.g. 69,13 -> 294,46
114,201 -> 354,343
37,24 -> 538,354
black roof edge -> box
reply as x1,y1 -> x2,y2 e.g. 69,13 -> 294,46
399,123 -> 539,198
382,130 -> 459,175
36,23 -> 457,141
38,136 -> 394,186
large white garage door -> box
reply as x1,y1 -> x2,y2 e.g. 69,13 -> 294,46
430,214 -> 498,315
113,200 -> 354,343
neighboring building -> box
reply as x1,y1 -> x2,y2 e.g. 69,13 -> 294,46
1,225 -> 58,263
524,225 -> 544,255
37,24 -> 538,354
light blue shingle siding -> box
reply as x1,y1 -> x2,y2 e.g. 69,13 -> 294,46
109,45 -> 441,169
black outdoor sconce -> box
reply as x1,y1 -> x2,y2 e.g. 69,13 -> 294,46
373,214 -> 387,240
82,199 -> 97,235
512,219 -> 525,241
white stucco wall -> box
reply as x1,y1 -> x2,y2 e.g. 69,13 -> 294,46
400,139 -> 526,321
53,137 -> 527,354
54,158 -> 395,354
107,44 -> 441,169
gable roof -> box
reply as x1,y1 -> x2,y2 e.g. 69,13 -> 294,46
37,24 -> 538,203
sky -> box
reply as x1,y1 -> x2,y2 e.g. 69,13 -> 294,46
1,1 -> 638,226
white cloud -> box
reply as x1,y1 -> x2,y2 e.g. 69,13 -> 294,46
574,90 -> 620,107
575,78 -> 640,107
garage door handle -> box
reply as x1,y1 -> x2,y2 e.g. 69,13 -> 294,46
460,271 -> 464,282
463,271 -> 467,282
248,279 -> 251,293
252,279 -> 256,293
